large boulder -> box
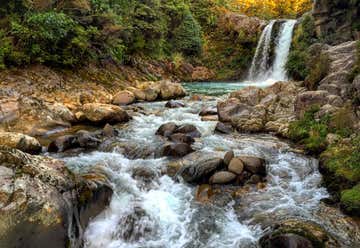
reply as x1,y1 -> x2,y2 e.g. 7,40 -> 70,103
0,132 -> 42,154
174,124 -> 202,138
239,156 -> 266,176
0,147 -> 113,248
78,103 -> 130,124
112,90 -> 136,105
157,143 -> 194,158
156,81 -> 186,100
156,122 -> 178,137
178,158 -> 224,184
295,91 -> 329,118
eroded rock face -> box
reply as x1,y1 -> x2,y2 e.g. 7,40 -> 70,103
313,0 -> 359,44
217,82 -> 304,137
0,147 -> 113,248
0,132 -> 42,154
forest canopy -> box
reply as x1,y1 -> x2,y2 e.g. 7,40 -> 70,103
0,0 -> 313,69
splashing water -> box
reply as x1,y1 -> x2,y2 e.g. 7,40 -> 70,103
62,98 -> 331,248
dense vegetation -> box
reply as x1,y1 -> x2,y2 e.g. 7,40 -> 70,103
0,0 -> 312,74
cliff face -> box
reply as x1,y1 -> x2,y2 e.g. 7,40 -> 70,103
313,0 -> 359,44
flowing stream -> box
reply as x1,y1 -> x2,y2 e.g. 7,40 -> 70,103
57,18 -> 360,248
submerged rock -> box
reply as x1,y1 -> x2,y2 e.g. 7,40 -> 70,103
0,147 -> 113,248
165,100 -> 185,108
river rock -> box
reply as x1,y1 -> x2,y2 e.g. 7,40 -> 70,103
201,115 -> 219,122
144,88 -> 158,101
228,158 -> 244,175
178,158 -> 224,184
165,100 -> 185,108
0,147 -> 113,248
0,132 -> 42,154
48,135 -> 79,153
260,233 -> 314,248
156,122 -> 178,137
103,123 -> 117,137
127,87 -> 147,101
247,174 -> 262,184
224,151 -> 234,166
174,124 -> 201,138
215,122 -> 233,134
169,133 -> 195,144
209,171 -> 237,184
157,80 -> 186,100
199,107 -> 217,116
112,90 -> 136,105
239,156 -> 266,176
79,103 -> 130,124
158,143 -> 194,158
76,130 -> 101,148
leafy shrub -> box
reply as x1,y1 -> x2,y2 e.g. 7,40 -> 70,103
173,10 -> 202,56
341,184 -> 360,215
304,53 -> 330,90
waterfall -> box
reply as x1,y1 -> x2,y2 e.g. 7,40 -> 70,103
248,20 -> 296,82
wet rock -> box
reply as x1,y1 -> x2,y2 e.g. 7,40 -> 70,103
228,158 -> 244,175
209,171 -> 237,184
215,122 -> 233,134
76,130 -> 101,148
224,151 -> 234,166
247,174 -> 262,184
48,135 -> 79,153
178,158 -> 224,184
165,100 -> 185,108
175,124 -> 201,138
199,107 -> 217,116
99,139 -> 154,159
112,90 -> 136,105
156,122 -> 178,137
0,147 -> 112,248
158,143 -> 194,158
239,156 -> 266,176
195,184 -> 214,203
260,219 -> 330,248
103,123 -> 116,137
169,133 -> 195,145
0,132 -> 42,154
260,233 -> 314,248
157,80 -> 186,100
79,103 -> 130,124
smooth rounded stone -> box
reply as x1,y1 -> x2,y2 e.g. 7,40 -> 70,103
155,122 -> 178,137
199,107 -> 217,116
0,132 -> 42,154
48,135 -> 79,153
144,88 -> 159,101
169,133 -> 195,144
127,87 -> 147,101
247,174 -> 262,184
112,90 -> 136,105
178,158 -> 224,184
165,100 -> 185,108
158,143 -> 194,158
228,158 -> 244,175
174,124 -> 201,138
201,115 -> 218,122
260,233 -> 314,248
80,103 -> 130,124
224,151 -> 234,166
215,122 -> 233,134
239,156 -> 266,176
209,171 -> 237,184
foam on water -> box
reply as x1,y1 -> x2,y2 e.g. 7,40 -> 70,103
62,99 -> 330,248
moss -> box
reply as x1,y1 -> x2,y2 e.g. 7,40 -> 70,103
341,184 -> 360,216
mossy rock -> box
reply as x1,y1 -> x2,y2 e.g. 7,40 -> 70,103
340,184 -> 360,216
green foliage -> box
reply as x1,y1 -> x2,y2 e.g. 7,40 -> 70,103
341,184 -> 360,215
286,14 -> 317,81
173,10 -> 202,56
304,53 -> 330,90
289,106 -> 329,154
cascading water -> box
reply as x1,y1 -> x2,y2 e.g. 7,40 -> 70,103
248,20 -> 296,82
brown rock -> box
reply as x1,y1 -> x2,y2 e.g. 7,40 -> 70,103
210,171 -> 237,184
199,107 -> 217,116
81,103 -> 130,124
295,91 -> 329,118
156,122 -> 178,137
112,90 -> 136,105
0,132 -> 42,154
201,115 -> 219,122
215,122 -> 233,134
174,124 -> 201,138
165,100 -> 185,108
228,158 -> 244,175
224,151 -> 234,166
159,143 -> 194,158
169,133 -> 195,144
239,156 -> 266,175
